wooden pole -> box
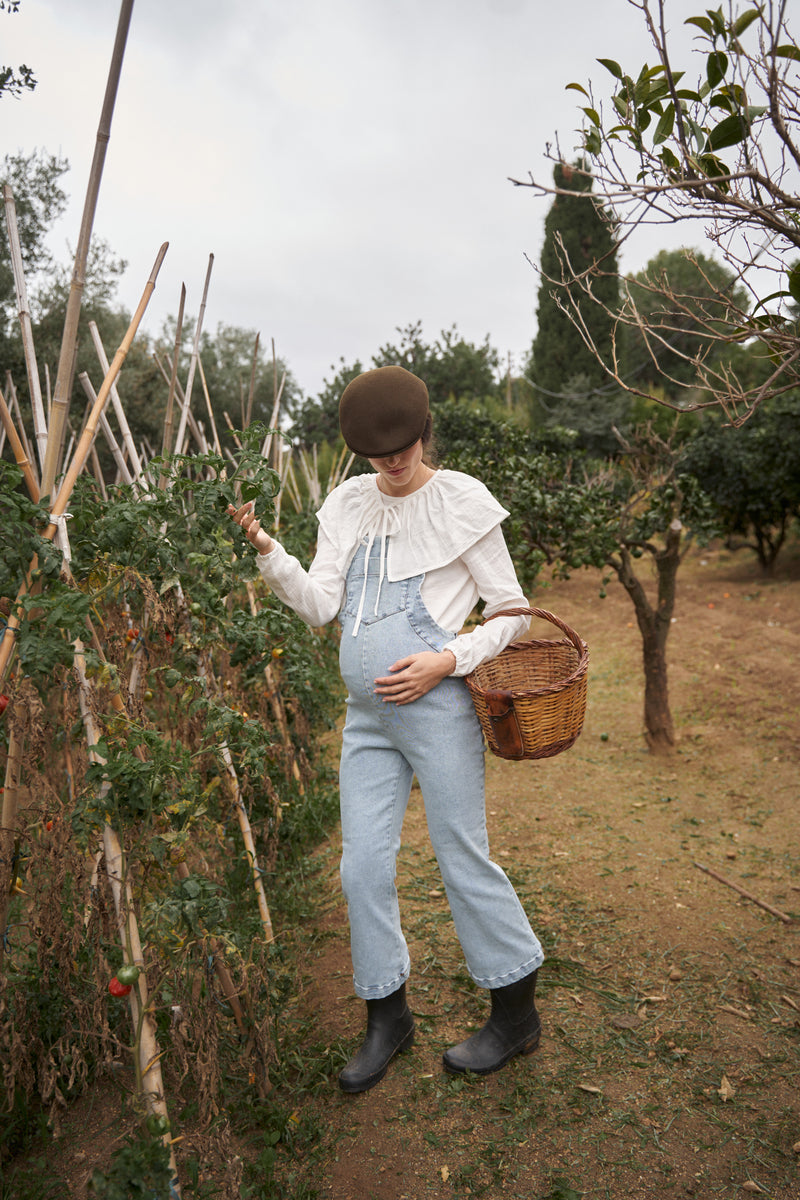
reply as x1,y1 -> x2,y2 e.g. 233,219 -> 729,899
5,373 -> 38,487
79,372 -> 134,487
0,384 -> 39,501
88,320 -> 143,478
39,0 -> 135,498
172,253 -> 213,457
3,184 -> 48,473
245,332 -> 259,429
160,284 -> 186,465
153,351 -> 207,455
197,355 -> 222,455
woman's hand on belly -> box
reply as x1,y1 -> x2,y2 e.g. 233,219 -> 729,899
374,650 -> 457,705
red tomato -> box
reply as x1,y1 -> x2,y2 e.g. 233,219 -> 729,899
108,976 -> 133,997
0,695 -> 9,716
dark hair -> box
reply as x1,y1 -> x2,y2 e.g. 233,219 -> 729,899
421,413 -> 439,467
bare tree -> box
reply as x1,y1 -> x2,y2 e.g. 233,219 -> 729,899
512,0 -> 800,425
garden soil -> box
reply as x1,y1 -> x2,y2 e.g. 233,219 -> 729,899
17,542 -> 800,1199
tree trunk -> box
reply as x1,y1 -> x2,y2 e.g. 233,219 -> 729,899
614,520 -> 683,753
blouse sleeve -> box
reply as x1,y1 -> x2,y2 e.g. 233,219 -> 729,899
254,525 -> 346,628
441,525 -> 529,677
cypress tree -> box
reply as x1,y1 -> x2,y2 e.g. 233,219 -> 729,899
529,161 -> 619,404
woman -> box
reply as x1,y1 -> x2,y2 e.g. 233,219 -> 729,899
228,365 -> 544,1093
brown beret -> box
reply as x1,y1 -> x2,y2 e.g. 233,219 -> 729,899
339,366 -> 430,458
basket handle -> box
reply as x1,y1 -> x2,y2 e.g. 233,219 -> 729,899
483,607 -> 588,662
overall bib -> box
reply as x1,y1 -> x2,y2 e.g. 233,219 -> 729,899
338,538 -> 544,1001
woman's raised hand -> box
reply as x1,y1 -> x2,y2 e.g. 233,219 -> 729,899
227,501 -> 275,555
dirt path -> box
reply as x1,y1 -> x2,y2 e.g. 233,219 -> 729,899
289,544 -> 800,1200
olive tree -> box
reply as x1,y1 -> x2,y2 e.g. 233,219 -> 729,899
436,402 -> 718,753
511,0 -> 800,425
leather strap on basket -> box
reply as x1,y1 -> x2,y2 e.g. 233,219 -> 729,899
484,688 -> 525,760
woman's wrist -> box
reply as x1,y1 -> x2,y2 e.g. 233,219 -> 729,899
440,649 -> 456,677
252,531 -> 275,555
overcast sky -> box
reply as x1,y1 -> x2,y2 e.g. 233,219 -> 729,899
5,0 -> 706,399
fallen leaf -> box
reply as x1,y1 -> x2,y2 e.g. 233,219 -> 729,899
640,994 -> 667,1004
440,1166 -> 450,1183
577,1084 -> 603,1095
668,967 -> 684,981
741,1182 -> 764,1193
612,1013 -> 642,1030
781,994 -> 799,1012
428,889 -> 444,899
718,1074 -> 736,1102
793,1140 -> 800,1154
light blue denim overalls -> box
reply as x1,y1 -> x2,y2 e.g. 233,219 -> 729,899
338,536 -> 544,1001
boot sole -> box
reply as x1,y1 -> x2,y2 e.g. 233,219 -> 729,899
338,1026 -> 415,1094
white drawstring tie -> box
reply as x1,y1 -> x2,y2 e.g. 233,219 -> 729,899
351,501 -> 401,637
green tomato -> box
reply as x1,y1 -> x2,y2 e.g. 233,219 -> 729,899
146,1113 -> 171,1137
116,963 -> 140,986
163,668 -> 181,689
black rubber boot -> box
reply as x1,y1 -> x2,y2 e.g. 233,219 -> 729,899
442,969 -> 540,1076
338,983 -> 415,1093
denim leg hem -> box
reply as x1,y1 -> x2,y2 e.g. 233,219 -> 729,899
353,960 -> 411,1001
469,951 -> 545,991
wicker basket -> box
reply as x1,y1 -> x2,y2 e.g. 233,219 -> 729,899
465,607 -> 589,761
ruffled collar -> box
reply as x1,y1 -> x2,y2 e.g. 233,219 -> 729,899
317,470 -> 508,635
319,470 -> 507,576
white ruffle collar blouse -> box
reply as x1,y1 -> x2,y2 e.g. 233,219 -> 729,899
316,470 -> 510,637
317,469 -> 508,581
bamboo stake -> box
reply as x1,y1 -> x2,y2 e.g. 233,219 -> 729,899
694,862 -> 794,924
79,373 -> 134,487
153,351 -> 207,455
3,184 -> 47,473
0,245 -> 168,685
6,374 -> 38,488
0,385 -> 39,500
71,641 -> 179,1189
103,823 -> 180,1190
220,741 -> 275,943
222,412 -> 243,451
88,321 -> 143,478
245,333 -> 259,430
172,253 -> 214,457
197,355 -> 222,455
39,0 -> 135,498
260,371 -> 286,464
88,442 -> 108,492
243,581 -> 303,794
160,284 -> 186,469
188,642 -> 275,944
